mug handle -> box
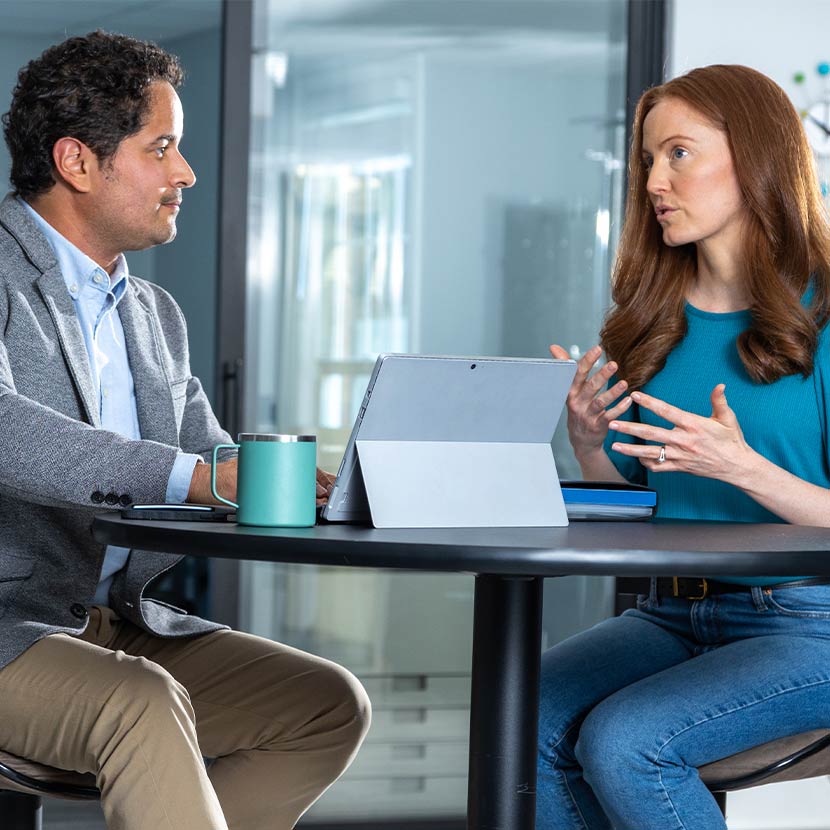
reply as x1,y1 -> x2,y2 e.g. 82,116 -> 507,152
211,444 -> 240,508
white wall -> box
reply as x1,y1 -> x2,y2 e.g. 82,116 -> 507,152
671,0 -> 830,102
670,2 -> 830,826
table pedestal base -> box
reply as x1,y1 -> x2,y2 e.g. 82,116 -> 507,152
467,574 -> 543,830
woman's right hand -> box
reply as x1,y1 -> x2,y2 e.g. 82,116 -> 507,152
549,344 -> 633,464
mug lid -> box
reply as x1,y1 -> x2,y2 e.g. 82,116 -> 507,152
237,433 -> 316,443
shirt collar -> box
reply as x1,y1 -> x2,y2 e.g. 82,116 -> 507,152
17,196 -> 130,301
108,255 -> 129,302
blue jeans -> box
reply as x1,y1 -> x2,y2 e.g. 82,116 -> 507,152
536,581 -> 830,830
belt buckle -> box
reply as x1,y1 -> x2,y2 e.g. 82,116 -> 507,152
672,577 -> 708,600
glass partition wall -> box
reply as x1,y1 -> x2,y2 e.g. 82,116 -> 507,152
242,1 -> 628,823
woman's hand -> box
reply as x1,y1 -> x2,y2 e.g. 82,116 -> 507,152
550,344 -> 632,465
605,382 -> 830,528
608,384 -> 758,483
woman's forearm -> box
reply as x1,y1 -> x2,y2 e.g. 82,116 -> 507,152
576,448 -> 629,483
731,450 -> 830,527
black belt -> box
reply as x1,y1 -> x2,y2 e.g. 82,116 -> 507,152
653,576 -> 830,601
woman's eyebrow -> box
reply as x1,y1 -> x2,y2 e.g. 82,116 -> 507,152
641,134 -> 698,155
656,134 -> 697,148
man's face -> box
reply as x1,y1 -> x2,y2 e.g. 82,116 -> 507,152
86,81 -> 195,254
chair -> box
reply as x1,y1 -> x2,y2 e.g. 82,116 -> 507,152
616,578 -> 830,819
0,751 -> 99,830
700,729 -> 830,817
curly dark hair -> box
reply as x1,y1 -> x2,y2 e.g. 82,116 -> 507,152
2,30 -> 184,199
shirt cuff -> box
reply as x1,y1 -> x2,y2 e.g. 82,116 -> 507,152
165,453 -> 202,504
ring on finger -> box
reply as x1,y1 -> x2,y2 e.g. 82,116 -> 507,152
657,445 -> 666,464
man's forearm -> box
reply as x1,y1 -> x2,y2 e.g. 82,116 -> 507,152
187,458 -> 238,505
0,387 -> 179,509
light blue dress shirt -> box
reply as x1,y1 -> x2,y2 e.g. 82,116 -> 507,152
20,199 -> 201,604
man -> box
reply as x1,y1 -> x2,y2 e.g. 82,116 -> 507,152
0,30 -> 369,830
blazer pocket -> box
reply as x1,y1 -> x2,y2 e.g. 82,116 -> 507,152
0,554 -> 34,621
170,378 -> 189,429
170,378 -> 189,398
145,598 -> 189,615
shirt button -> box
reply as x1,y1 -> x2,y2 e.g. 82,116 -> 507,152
70,603 -> 88,620
93,274 -> 103,285
105,493 -> 119,506
69,283 -> 79,294
102,388 -> 109,398
90,491 -> 105,504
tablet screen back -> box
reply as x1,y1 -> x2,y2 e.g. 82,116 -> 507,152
322,354 -> 575,522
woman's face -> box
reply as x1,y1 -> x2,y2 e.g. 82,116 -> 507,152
641,97 -> 747,251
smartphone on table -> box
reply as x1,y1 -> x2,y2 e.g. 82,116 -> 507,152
121,505 -> 235,522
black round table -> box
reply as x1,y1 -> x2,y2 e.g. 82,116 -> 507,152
92,515 -> 830,829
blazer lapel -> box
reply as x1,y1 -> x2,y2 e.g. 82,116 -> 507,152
118,287 -> 179,446
36,268 -> 101,428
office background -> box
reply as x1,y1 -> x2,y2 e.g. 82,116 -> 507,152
0,1 -> 826,828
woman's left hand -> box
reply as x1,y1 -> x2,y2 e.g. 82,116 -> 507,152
608,384 -> 758,484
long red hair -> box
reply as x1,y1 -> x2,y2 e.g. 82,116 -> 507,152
601,64 -> 830,388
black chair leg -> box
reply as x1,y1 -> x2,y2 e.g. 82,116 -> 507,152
712,789 -> 727,818
0,791 -> 42,830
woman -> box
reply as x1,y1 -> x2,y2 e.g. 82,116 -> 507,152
538,64 -> 830,830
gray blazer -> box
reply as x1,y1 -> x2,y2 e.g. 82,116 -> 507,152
0,194 -> 230,670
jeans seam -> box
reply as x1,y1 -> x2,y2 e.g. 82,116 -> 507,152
685,599 -> 702,645
549,721 -> 592,830
763,599 -> 830,619
713,599 -> 724,643
751,585 -> 767,612
653,676 -> 830,828
761,585 -> 830,618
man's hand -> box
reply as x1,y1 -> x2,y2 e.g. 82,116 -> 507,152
187,458 -> 238,505
317,467 -> 336,506
188,460 -> 332,506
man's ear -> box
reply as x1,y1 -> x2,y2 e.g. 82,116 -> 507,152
51,137 -> 96,193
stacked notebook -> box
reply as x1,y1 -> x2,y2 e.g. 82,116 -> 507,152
561,480 -> 657,521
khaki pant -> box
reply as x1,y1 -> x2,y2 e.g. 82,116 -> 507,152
0,607 -> 371,830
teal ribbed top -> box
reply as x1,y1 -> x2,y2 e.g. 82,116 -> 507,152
606,302 -> 830,586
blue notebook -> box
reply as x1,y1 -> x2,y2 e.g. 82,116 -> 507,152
560,480 -> 657,521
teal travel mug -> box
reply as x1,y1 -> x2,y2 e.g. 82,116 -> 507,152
211,433 -> 317,527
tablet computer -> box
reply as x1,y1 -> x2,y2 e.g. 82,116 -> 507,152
321,353 -> 576,527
